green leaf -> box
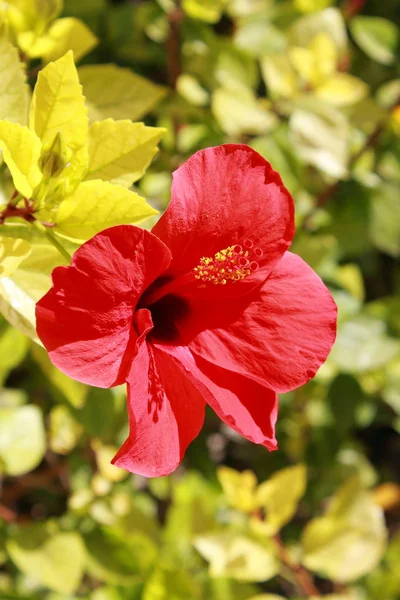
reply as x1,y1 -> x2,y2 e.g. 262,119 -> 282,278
0,37 -> 30,125
74,387 -> 120,437
234,20 -> 286,57
85,120 -> 164,187
49,405 -> 82,454
370,182 -> 400,257
217,466 -> 257,513
8,0 -> 62,36
0,322 -> 28,385
289,8 -> 347,55
6,523 -> 86,594
0,236 -> 31,278
29,50 -> 88,153
290,101 -> 349,178
330,315 -> 399,373
0,121 -> 42,197
143,567 -> 202,600
316,74 -> 369,107
194,532 -> 279,582
182,0 -> 226,23
0,405 -> 45,475
40,17 -> 98,63
246,596 -> 286,600
55,180 -> 157,240
78,64 -> 166,122
302,478 -> 387,582
254,464 -> 307,535
31,344 -> 88,408
85,527 -> 157,585
351,17 -> 399,65
0,241 -> 67,341
212,86 -> 278,137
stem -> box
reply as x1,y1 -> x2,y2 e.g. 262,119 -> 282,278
166,2 -> 183,90
32,219 -> 71,262
274,535 -> 321,597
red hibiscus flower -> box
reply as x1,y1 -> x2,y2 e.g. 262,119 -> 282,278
36,145 -> 337,477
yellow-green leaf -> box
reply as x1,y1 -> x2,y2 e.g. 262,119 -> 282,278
253,464 -> 307,535
0,37 -> 30,125
6,523 -> 86,594
0,241 -> 67,341
217,466 -> 258,513
0,236 -> 31,278
212,86 -> 278,136
316,74 -> 369,106
0,323 -> 28,385
8,0 -> 62,36
49,405 -> 82,455
0,405 -> 45,475
0,120 -> 42,197
301,478 -> 387,582
261,56 -> 297,100
85,119 -> 164,187
29,50 -> 88,152
31,344 -> 88,408
182,0 -> 227,23
40,17 -> 98,63
78,64 -> 167,122
194,532 -> 279,582
55,180 -> 158,240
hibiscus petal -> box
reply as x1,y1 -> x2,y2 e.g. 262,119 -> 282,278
152,144 -> 294,285
112,343 -> 205,477
156,345 -> 278,450
189,252 -> 337,393
36,225 -> 171,387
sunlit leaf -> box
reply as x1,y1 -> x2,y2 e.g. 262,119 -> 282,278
370,182 -> 400,257
6,523 -> 86,594
195,532 -> 279,582
85,119 -> 164,187
0,236 -> 31,278
78,64 -> 166,122
182,0 -> 227,23
0,405 -> 45,475
302,478 -> 387,582
30,50 -> 88,152
316,74 -> 369,106
217,466 -> 257,513
0,121 -> 42,197
40,17 -> 98,63
0,37 -> 30,125
49,404 -> 82,454
55,180 -> 157,240
212,86 -> 278,136
253,464 -> 307,535
351,17 -> 399,65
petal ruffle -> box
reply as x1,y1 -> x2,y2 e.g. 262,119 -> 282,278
152,144 -> 294,287
157,345 -> 278,450
189,252 -> 337,393
112,343 -> 205,477
36,225 -> 171,387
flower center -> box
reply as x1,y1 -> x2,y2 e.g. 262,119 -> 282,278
194,241 -> 261,285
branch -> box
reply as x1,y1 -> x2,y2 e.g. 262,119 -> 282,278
166,3 -> 183,90
274,535 -> 321,597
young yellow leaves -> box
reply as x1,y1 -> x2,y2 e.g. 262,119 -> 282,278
0,236 -> 31,278
0,121 -> 42,197
86,120 -> 165,188
55,181 -> 158,241
78,64 -> 167,122
31,18 -> 98,63
0,37 -> 30,125
30,50 -> 88,152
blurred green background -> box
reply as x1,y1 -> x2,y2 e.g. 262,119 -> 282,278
0,0 -> 400,598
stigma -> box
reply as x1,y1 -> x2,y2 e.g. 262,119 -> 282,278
194,241 -> 261,285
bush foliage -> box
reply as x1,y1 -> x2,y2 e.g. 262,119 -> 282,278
0,0 -> 399,598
